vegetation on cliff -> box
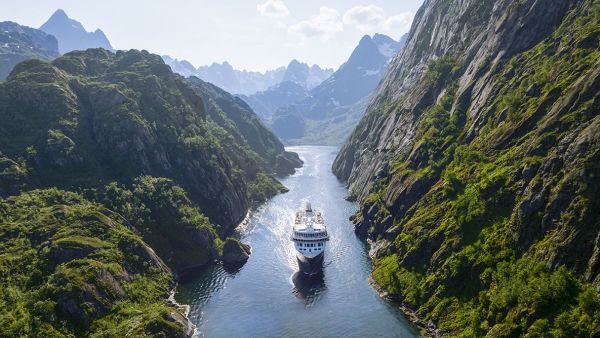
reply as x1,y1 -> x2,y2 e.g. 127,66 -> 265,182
0,48 -> 301,336
0,48 -> 299,229
0,189 -> 190,337
335,0 -> 600,336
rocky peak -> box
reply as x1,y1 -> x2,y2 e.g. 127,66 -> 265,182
282,59 -> 309,84
40,9 -> 113,53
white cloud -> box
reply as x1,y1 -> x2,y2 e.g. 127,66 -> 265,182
257,0 -> 290,19
343,5 -> 414,36
288,7 -> 343,40
342,5 -> 385,32
383,13 -> 414,35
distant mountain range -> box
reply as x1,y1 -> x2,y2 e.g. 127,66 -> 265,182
238,81 -> 308,120
1,10 -> 397,148
162,57 -> 333,95
0,9 -> 115,80
0,21 -> 60,79
246,33 -> 407,145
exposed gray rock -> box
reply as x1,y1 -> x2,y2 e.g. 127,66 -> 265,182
222,238 -> 251,265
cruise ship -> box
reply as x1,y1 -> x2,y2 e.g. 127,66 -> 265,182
291,203 -> 329,275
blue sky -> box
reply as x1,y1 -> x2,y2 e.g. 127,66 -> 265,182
1,0 -> 424,71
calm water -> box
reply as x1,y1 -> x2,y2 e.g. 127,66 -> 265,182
176,146 -> 418,338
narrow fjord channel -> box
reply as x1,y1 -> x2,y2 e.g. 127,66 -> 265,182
176,146 -> 418,338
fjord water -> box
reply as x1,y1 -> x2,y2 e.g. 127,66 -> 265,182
176,146 -> 417,338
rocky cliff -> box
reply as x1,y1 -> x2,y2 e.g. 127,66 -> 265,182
334,0 -> 600,336
0,48 -> 299,229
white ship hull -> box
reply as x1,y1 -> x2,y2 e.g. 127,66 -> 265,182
291,202 -> 329,275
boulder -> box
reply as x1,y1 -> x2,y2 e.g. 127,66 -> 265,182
221,238 -> 251,265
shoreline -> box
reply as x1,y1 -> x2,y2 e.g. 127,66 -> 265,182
168,287 -> 197,337
168,210 -> 252,338
368,276 -> 441,338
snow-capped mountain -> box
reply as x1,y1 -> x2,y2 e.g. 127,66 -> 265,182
162,58 -> 333,96
267,33 -> 407,145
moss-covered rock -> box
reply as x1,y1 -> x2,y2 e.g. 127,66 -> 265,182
92,176 -> 221,278
0,189 -> 190,337
221,238 -> 251,266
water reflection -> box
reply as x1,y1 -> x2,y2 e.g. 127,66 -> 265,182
222,262 -> 245,274
291,270 -> 326,304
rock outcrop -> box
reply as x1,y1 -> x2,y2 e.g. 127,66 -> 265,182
334,0 -> 600,336
221,238 -> 252,266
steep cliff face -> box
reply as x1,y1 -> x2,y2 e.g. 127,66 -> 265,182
186,77 -> 302,177
0,49 -> 299,230
334,0 -> 600,336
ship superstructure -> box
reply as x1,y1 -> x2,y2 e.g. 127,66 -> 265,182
291,203 -> 329,274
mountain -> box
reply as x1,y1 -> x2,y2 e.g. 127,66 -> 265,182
0,21 -> 59,79
333,0 -> 600,336
269,33 -> 405,145
281,59 -> 333,89
161,55 -> 198,77
195,61 -> 284,95
185,76 -> 303,178
239,81 -> 308,120
0,48 -> 301,336
162,57 -> 333,95
39,9 -> 113,54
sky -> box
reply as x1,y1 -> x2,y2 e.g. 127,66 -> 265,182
0,0 -> 424,72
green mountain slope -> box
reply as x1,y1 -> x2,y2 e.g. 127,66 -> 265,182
0,48 -> 301,337
187,76 -> 301,178
0,48 -> 299,229
0,189 -> 193,337
334,0 -> 600,336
